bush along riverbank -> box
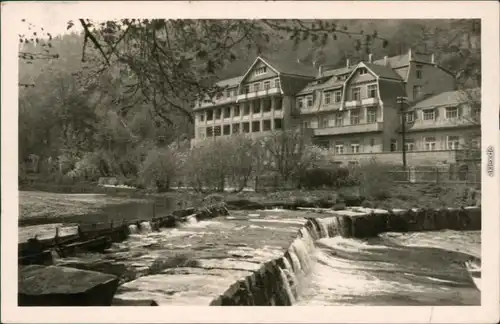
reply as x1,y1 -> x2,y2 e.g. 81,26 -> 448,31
18,201 -> 481,306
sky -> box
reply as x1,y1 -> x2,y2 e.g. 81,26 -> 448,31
13,4 -> 83,38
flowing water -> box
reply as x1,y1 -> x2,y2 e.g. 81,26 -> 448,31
295,230 -> 480,305
44,208 -> 480,306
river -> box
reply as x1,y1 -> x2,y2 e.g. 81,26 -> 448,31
40,208 -> 480,306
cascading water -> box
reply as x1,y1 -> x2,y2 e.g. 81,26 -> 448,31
278,267 -> 296,304
273,215 -> 480,306
276,219 -> 331,303
282,256 -> 298,298
185,215 -> 198,226
128,224 -> 139,234
318,221 -> 330,238
139,221 -> 153,233
287,247 -> 303,274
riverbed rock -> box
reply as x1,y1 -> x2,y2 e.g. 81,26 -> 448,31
158,215 -> 177,228
19,250 -> 53,266
225,199 -> 266,210
56,260 -> 131,282
18,265 -> 119,306
172,207 -> 196,218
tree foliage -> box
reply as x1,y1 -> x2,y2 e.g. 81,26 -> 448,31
19,19 -> 482,186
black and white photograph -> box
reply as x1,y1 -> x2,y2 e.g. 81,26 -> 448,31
2,1 -> 499,323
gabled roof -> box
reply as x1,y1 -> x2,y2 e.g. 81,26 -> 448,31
410,88 -> 481,110
321,66 -> 354,78
296,76 -> 344,95
372,52 -> 433,68
261,56 -> 318,77
363,62 -> 403,81
216,76 -> 244,88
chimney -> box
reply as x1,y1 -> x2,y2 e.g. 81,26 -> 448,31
297,58 -> 301,64
431,53 -> 436,64
384,55 -> 388,66
318,65 -> 323,78
368,54 -> 373,63
408,48 -> 413,61
346,59 -> 350,68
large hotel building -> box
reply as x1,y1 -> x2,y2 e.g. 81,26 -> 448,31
192,49 -> 480,166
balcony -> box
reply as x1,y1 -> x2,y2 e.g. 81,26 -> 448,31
362,97 -> 379,106
300,102 -> 341,115
344,100 -> 362,109
236,87 -> 281,102
273,109 -> 283,118
198,96 -> 237,109
313,122 -> 384,136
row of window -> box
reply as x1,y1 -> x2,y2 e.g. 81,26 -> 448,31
394,136 -> 479,152
297,83 -> 379,109
209,64 -> 424,105
254,66 -> 268,76
303,108 -> 378,128
404,106 -> 479,122
244,78 -> 280,94
316,135 -> 476,155
206,76 -> 280,103
199,98 -> 283,121
199,119 -> 283,137
298,64 -> 423,109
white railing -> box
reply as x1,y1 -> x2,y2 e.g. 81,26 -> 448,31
361,97 -> 379,106
344,100 -> 362,108
236,87 -> 280,102
313,122 -> 384,136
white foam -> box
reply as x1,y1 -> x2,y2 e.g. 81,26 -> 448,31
249,218 -> 306,225
139,221 -> 153,233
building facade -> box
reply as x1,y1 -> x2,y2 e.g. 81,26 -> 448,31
192,49 -> 480,166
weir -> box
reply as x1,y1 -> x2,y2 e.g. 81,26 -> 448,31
209,206 -> 481,306
18,205 -> 481,306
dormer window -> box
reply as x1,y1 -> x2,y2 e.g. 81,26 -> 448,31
324,91 -> 332,105
255,66 -> 267,76
423,109 -> 435,121
404,112 -> 415,123
306,95 -> 313,108
445,106 -> 458,119
297,97 -> 304,109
